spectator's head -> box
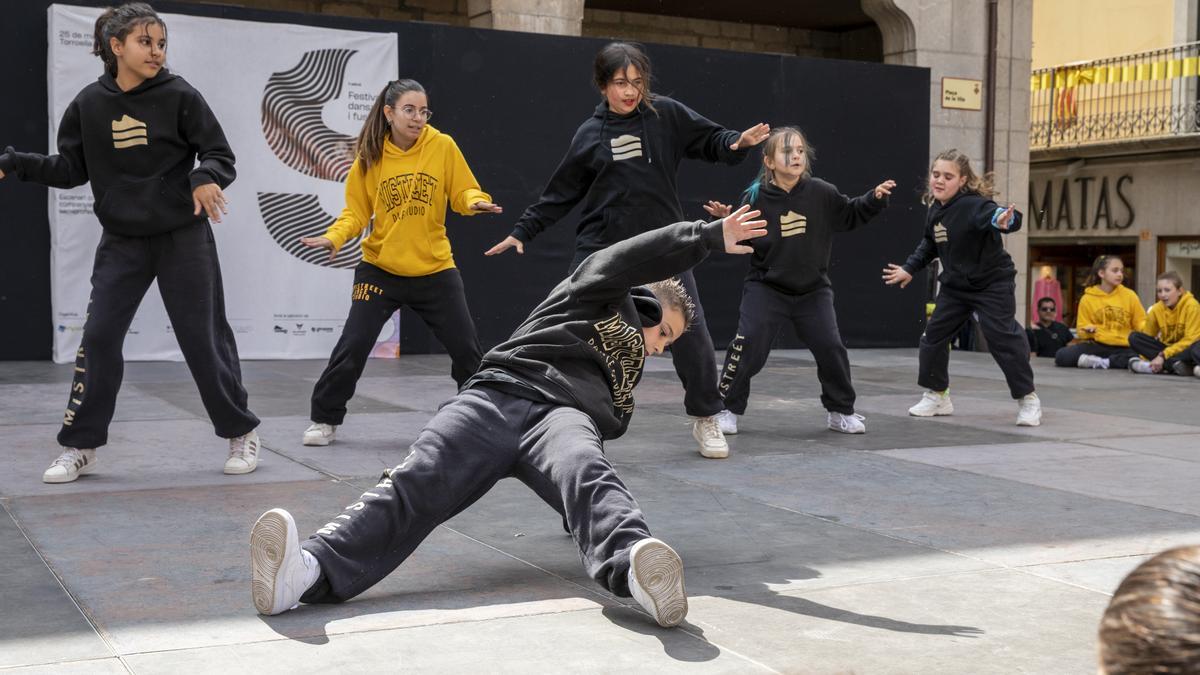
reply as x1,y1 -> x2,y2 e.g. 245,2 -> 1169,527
1036,297 -> 1057,323
1156,271 -> 1186,309
1086,255 -> 1124,290
1099,546 -> 1200,674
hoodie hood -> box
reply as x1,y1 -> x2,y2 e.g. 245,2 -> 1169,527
98,67 -> 178,94
1084,284 -> 1127,298
383,124 -> 439,157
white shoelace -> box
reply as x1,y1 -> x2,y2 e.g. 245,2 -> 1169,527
52,449 -> 87,468
696,417 -> 723,442
230,434 -> 258,459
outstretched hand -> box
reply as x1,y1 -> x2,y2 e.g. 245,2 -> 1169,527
299,235 -> 337,261
875,179 -> 897,199
703,200 -> 732,218
731,123 -> 770,150
882,263 -> 913,288
996,203 -> 1016,230
485,235 -> 524,256
0,168 -> 6,180
471,201 -> 503,214
193,183 -> 228,223
723,204 -> 767,254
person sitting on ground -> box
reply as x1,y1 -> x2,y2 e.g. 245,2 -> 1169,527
1127,271 -> 1200,377
1053,255 -> 1144,370
1098,545 -> 1200,674
1026,296 -> 1073,358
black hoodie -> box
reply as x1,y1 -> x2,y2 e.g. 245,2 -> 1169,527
509,96 -> 747,256
0,69 -> 235,237
901,191 -> 1023,292
467,219 -> 726,440
741,178 -> 886,295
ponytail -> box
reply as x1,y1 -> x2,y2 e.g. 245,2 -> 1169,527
742,126 -> 814,204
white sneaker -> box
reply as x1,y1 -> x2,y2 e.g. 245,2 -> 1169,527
908,390 -> 953,417
42,448 -> 97,484
714,409 -> 739,435
827,411 -> 866,434
627,538 -> 688,628
1016,393 -> 1042,427
224,430 -> 260,475
1193,365 -> 1200,378
1077,354 -> 1110,369
302,423 -> 336,447
692,416 -> 729,459
250,508 -> 321,616
1128,359 -> 1152,374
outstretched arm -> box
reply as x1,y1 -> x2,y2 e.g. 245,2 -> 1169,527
832,179 -> 895,232
1,101 -> 88,188
571,205 -> 766,304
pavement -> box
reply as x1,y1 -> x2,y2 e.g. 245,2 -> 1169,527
2,348 -> 1198,674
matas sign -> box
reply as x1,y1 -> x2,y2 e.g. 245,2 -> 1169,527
1029,175 -> 1134,232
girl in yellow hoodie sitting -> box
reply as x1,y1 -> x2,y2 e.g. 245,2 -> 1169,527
1054,255 -> 1145,370
299,79 -> 501,446
1128,271 -> 1200,377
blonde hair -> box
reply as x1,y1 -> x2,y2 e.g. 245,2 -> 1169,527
922,149 -> 996,206
647,278 -> 695,331
1099,546 -> 1200,674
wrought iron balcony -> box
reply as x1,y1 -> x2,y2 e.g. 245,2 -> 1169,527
1030,42 -> 1200,148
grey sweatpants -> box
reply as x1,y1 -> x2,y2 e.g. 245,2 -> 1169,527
299,385 -> 651,603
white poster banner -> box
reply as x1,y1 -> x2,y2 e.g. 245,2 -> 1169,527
47,4 -> 398,362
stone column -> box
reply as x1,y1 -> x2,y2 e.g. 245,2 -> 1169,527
468,0 -> 585,36
862,0 -> 1033,323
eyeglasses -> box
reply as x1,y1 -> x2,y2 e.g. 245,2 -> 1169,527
397,105 -> 432,121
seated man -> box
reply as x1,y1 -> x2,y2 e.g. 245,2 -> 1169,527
249,206 -> 767,628
1026,296 -> 1073,358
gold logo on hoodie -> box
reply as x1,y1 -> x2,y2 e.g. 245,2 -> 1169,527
933,221 -> 949,243
780,211 -> 807,237
587,313 -> 645,415
610,134 -> 643,161
111,115 -> 148,149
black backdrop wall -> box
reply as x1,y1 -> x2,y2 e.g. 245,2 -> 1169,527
0,1 -> 930,361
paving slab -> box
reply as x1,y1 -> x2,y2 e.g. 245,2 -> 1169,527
0,507 -> 112,669
256,413 -> 429,479
0,419 -> 325,498
641,451 -> 1200,567
0,383 -> 197,426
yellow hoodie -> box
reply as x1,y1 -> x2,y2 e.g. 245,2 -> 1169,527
1076,284 -> 1146,347
323,125 -> 491,277
1140,291 -> 1200,359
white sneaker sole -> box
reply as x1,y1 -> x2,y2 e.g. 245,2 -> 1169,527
828,424 -> 866,434
908,404 -> 954,417
224,457 -> 258,475
42,459 -> 97,484
698,445 -> 729,459
1017,414 -> 1042,427
302,435 -> 333,447
251,508 -> 300,615
629,539 -> 688,627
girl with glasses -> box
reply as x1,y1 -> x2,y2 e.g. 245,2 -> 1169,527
298,79 -> 501,447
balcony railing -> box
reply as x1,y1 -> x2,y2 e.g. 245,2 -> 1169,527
1030,42 -> 1200,148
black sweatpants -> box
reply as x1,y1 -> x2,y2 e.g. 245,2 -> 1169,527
570,251 -> 722,418
310,263 -> 483,425
719,282 -> 855,415
299,386 -> 651,603
919,282 -> 1035,399
1053,341 -> 1137,369
1128,333 -> 1200,371
58,221 -> 259,449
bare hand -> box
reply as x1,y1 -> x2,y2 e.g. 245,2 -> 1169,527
722,204 -> 767,254
1081,325 -> 1097,335
1150,355 -> 1165,373
485,235 -> 524,256
471,201 -> 503,214
996,203 -> 1016,230
193,183 -> 228,223
300,235 -> 337,261
0,168 -> 6,180
703,200 -> 732,218
882,263 -> 913,288
874,179 -> 896,200
731,122 -> 770,150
